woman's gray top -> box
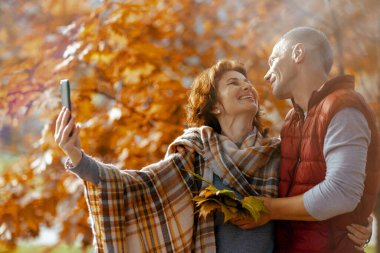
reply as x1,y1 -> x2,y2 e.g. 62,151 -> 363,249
213,174 -> 274,253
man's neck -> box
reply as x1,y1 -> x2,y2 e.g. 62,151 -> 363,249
293,72 -> 328,112
218,114 -> 254,144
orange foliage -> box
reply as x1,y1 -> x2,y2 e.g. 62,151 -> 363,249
0,0 -> 379,250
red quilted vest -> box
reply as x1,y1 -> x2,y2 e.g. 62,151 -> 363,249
275,75 -> 380,253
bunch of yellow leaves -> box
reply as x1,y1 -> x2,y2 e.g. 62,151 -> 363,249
187,170 -> 268,223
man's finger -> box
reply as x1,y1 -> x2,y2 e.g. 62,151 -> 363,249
367,216 -> 373,228
347,225 -> 368,241
354,245 -> 364,252
350,224 -> 371,235
230,220 -> 243,226
347,232 -> 365,247
230,219 -> 247,226
230,217 -> 242,222
239,223 -> 255,230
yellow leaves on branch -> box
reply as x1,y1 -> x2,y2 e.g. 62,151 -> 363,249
186,170 -> 268,223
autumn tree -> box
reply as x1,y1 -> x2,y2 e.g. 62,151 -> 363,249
1,0 -> 379,251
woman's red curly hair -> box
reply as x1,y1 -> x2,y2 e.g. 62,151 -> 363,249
186,59 -> 265,135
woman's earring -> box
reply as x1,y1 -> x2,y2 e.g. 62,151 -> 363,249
215,109 -> 221,114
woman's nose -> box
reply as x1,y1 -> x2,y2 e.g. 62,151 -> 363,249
242,81 -> 250,90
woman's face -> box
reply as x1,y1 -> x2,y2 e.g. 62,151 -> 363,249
215,70 -> 258,117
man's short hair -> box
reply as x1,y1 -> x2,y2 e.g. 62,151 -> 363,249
282,27 -> 333,74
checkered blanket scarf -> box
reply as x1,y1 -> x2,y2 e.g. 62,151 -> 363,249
83,126 -> 280,252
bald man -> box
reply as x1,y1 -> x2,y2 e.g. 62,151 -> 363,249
266,27 -> 380,253
231,27 -> 379,252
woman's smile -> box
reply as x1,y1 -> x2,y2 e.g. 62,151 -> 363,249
238,93 -> 256,101
216,70 -> 259,117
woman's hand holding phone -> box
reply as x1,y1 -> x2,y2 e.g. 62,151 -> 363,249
55,107 -> 82,165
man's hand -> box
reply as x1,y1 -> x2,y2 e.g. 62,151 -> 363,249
347,216 -> 373,251
230,196 -> 273,230
230,212 -> 271,230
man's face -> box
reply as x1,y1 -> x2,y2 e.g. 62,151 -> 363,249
264,39 -> 297,99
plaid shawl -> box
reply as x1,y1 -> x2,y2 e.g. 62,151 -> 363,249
83,126 -> 280,252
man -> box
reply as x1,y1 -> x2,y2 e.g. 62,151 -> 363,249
234,27 -> 379,252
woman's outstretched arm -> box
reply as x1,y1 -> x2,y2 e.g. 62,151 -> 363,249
54,107 -> 197,186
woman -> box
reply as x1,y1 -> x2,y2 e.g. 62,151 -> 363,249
55,60 -> 371,252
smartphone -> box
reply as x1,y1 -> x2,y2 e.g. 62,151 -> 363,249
60,79 -> 71,111
60,79 -> 73,136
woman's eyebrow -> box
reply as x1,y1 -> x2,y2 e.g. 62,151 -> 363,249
226,77 -> 239,83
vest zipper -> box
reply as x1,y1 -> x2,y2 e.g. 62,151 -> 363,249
286,114 -> 304,196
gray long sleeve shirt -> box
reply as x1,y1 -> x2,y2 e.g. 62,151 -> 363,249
304,108 -> 371,220
68,108 -> 371,221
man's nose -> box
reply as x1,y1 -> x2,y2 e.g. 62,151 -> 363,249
264,71 -> 271,82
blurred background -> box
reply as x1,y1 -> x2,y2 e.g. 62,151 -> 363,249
0,0 -> 379,252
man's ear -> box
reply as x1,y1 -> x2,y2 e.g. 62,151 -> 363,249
292,43 -> 305,63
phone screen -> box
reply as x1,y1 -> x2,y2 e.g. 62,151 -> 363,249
60,79 -> 71,111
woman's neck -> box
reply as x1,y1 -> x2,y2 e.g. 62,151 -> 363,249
218,114 -> 254,144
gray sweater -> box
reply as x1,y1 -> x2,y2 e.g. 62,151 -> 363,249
304,108 -> 371,220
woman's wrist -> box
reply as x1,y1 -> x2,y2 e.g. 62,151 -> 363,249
67,148 -> 83,166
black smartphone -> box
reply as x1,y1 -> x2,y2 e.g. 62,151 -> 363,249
60,79 -> 73,136
60,79 -> 71,111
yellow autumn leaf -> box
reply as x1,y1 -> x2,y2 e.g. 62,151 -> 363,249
188,170 -> 269,223
241,196 -> 269,222
198,200 -> 220,219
